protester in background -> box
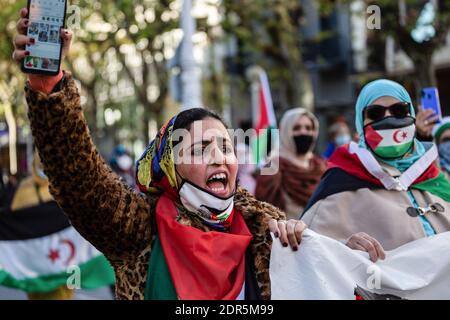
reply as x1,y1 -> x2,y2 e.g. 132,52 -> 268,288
301,79 -> 450,263
236,143 -> 256,194
0,171 -> 15,214
109,144 -> 135,188
255,108 -> 327,219
0,173 -> 4,202
235,120 -> 257,194
432,117 -> 450,180
322,118 -> 352,159
13,7 -> 305,300
0,152 -> 115,300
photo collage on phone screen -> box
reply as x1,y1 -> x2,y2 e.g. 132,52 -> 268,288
25,0 -> 64,71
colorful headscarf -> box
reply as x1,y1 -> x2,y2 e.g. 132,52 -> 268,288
135,114 -> 236,230
355,79 -> 426,172
433,117 -> 450,174
136,115 -> 179,197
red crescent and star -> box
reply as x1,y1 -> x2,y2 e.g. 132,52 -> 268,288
393,129 -> 408,143
47,239 -> 76,265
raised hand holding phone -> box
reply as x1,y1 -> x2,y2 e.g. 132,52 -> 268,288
421,87 -> 443,124
13,6 -> 72,94
20,0 -> 68,75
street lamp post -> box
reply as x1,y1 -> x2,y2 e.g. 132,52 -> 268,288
246,65 -> 263,128
180,0 -> 202,110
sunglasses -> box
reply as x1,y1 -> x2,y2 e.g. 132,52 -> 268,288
365,102 -> 411,122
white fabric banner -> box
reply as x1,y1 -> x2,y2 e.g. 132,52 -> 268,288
270,230 -> 450,300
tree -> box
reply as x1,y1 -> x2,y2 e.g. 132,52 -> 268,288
328,0 -> 450,92
0,0 -> 28,175
385,0 -> 450,89
222,0 -> 314,112
77,0 -> 180,130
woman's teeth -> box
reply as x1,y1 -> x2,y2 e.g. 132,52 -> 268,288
206,173 -> 228,193
210,173 -> 226,180
211,186 -> 225,192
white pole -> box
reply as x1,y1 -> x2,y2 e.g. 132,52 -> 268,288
180,0 -> 202,110
246,65 -> 263,127
3,103 -> 17,175
398,0 -> 406,27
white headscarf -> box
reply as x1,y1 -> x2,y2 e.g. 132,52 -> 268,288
277,108 -> 319,161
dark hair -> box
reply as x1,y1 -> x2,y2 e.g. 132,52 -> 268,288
173,108 -> 226,131
172,108 -> 228,147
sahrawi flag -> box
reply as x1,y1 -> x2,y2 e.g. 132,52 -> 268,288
0,183 -> 115,293
252,70 -> 277,164
365,122 -> 415,158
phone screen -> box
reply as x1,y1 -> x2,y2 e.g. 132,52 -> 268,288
421,87 -> 442,124
23,0 -> 66,74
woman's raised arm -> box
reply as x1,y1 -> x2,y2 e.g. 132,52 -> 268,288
14,8 -> 154,264
24,74 -> 155,263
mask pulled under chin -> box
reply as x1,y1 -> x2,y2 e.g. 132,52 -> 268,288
178,179 -> 235,228
364,116 -> 416,159
293,134 -> 314,155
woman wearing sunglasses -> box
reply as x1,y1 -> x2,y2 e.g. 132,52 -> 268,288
12,7 -> 305,300
300,79 -> 450,263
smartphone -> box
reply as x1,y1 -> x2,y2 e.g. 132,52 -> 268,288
21,0 -> 67,76
421,87 -> 442,124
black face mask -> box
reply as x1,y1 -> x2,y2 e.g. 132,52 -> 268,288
293,135 -> 314,155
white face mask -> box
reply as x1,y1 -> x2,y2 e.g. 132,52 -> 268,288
335,134 -> 351,146
117,155 -> 133,171
178,179 -> 234,227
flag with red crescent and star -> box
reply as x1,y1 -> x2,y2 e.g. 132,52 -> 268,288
0,176 -> 115,293
365,124 -> 415,158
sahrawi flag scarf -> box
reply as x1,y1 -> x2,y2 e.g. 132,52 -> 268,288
327,142 -> 450,202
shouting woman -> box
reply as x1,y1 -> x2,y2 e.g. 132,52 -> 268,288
12,8 -> 305,300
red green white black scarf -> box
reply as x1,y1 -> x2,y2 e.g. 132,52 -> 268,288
328,143 -> 450,202
145,194 -> 252,300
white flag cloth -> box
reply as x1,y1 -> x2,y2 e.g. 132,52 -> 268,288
270,229 -> 450,300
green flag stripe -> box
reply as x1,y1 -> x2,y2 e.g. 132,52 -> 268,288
144,234 -> 177,300
252,127 -> 275,165
0,255 -> 115,293
413,172 -> 450,203
374,143 -> 411,158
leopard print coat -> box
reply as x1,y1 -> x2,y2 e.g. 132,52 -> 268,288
25,72 -> 286,300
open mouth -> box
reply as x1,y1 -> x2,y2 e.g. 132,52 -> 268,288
206,172 -> 228,195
